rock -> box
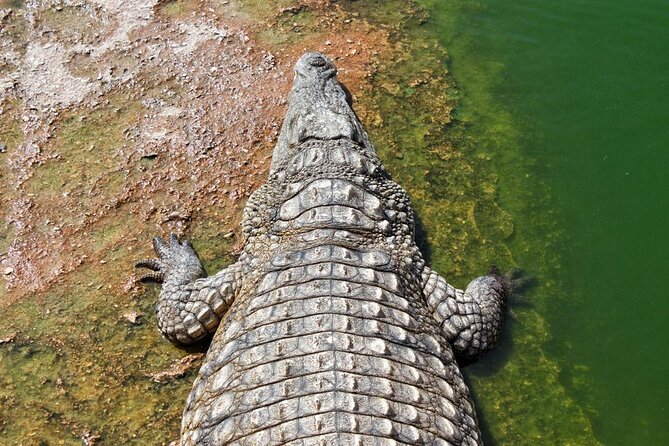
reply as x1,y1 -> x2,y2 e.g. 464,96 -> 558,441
81,431 -> 101,445
123,310 -> 142,324
0,143 -> 6,153
148,354 -> 204,384
0,333 -> 17,345
3,267 -> 13,275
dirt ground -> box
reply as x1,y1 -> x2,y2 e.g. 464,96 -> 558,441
0,0 -> 392,304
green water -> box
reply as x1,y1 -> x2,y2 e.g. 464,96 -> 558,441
421,0 -> 669,444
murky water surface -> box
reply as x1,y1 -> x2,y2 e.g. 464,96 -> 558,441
419,0 -> 669,444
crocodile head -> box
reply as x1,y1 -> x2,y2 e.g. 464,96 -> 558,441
270,52 -> 377,174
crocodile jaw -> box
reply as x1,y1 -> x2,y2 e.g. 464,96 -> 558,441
270,52 -> 377,174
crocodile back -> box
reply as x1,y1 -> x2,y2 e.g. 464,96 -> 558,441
180,140 -> 482,445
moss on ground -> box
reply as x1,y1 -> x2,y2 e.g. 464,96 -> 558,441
26,94 -> 141,200
155,0 -> 204,20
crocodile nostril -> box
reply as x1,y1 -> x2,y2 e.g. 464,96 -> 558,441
308,56 -> 327,67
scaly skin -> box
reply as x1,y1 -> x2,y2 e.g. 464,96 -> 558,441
137,52 -> 512,445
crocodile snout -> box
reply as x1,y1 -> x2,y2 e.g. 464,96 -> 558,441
294,52 -> 337,81
307,54 -> 327,67
270,52 -> 377,174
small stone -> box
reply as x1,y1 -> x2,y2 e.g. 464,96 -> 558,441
148,354 -> 204,383
81,431 -> 101,446
3,267 -> 13,275
0,333 -> 16,344
0,143 -> 6,153
123,311 -> 142,324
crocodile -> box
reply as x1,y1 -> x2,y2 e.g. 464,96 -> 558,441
137,52 -> 515,445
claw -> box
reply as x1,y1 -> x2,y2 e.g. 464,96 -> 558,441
487,264 -> 501,276
500,268 -> 537,306
505,267 -> 524,281
183,239 -> 193,249
135,258 -> 161,271
152,236 -> 170,258
138,271 -> 165,283
510,274 -> 537,294
169,233 -> 180,246
510,293 -> 532,307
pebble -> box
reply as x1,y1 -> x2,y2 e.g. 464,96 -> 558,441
3,267 -> 13,275
123,311 -> 142,324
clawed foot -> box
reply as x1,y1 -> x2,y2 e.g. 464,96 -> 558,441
136,233 -> 206,284
487,265 -> 537,306
505,267 -> 537,306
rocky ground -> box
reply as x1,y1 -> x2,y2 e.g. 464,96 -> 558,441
0,0 -> 390,302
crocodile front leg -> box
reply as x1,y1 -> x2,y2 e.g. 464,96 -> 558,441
422,266 -> 510,363
136,234 -> 242,344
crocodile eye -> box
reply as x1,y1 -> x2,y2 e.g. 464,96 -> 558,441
308,56 -> 327,67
